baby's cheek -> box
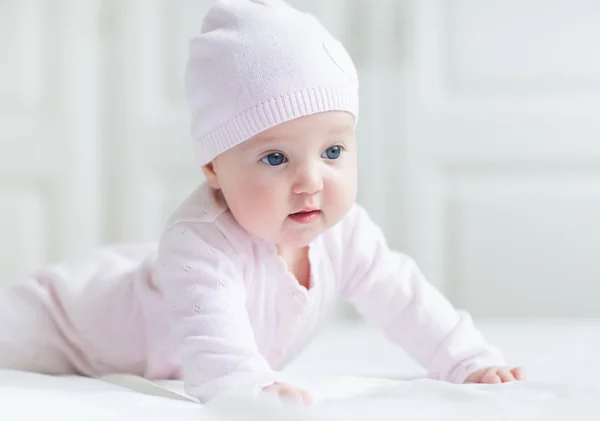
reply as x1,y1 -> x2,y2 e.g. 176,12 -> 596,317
327,177 -> 356,215
246,183 -> 276,209
236,184 -> 281,228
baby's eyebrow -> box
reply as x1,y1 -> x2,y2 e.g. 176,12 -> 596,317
242,125 -> 354,151
328,125 -> 354,135
240,135 -> 288,151
254,135 -> 287,144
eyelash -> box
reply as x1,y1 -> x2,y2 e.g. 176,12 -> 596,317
260,145 -> 345,166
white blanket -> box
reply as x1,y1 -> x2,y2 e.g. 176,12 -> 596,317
2,319 -> 600,421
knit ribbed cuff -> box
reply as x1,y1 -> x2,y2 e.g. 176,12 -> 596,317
193,85 -> 359,166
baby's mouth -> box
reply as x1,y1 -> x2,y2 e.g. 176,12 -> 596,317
288,210 -> 322,224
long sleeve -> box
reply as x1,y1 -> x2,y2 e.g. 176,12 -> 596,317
154,221 -> 286,403
339,205 -> 505,383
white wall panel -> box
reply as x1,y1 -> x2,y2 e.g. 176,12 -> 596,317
101,0 -> 211,242
445,0 -> 600,93
0,183 -> 46,283
1,0 -> 598,319
0,0 -> 102,285
387,0 -> 600,317
445,168 -> 600,317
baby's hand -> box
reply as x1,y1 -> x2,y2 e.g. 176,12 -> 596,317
262,382 -> 314,405
464,366 -> 526,384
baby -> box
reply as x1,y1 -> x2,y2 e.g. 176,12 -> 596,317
0,0 -> 524,405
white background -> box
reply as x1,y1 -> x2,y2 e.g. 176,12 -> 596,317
1,0 -> 599,319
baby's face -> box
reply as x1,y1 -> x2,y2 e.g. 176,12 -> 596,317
208,111 -> 357,249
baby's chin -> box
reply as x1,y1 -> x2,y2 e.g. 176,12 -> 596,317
276,222 -> 335,248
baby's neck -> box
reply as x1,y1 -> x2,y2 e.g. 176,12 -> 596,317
276,245 -> 306,263
277,246 -> 311,290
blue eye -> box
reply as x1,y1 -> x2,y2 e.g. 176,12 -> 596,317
322,146 -> 342,160
261,152 -> 287,166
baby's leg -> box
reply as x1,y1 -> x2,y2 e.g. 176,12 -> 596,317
37,243 -> 179,379
0,243 -> 179,379
0,276 -> 77,374
54,254 -> 177,379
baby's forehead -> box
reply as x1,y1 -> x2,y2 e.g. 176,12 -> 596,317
244,113 -> 355,147
245,126 -> 353,150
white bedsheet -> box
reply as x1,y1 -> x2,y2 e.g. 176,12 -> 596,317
2,319 -> 600,421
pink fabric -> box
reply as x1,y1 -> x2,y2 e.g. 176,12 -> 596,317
0,183 -> 505,403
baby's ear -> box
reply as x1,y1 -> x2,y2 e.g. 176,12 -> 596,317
201,161 -> 221,189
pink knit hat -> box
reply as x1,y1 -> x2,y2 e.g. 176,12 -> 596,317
185,0 -> 359,166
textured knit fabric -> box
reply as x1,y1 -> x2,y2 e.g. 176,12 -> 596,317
0,182 -> 506,403
185,0 -> 359,166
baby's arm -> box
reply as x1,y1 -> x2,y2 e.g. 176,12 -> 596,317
154,221 -> 291,403
339,205 -> 514,384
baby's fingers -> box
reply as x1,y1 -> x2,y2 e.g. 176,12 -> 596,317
481,369 -> 502,384
279,388 -> 305,404
497,368 -> 515,382
464,369 -> 485,383
275,387 -> 313,405
511,367 -> 526,380
300,390 -> 314,405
